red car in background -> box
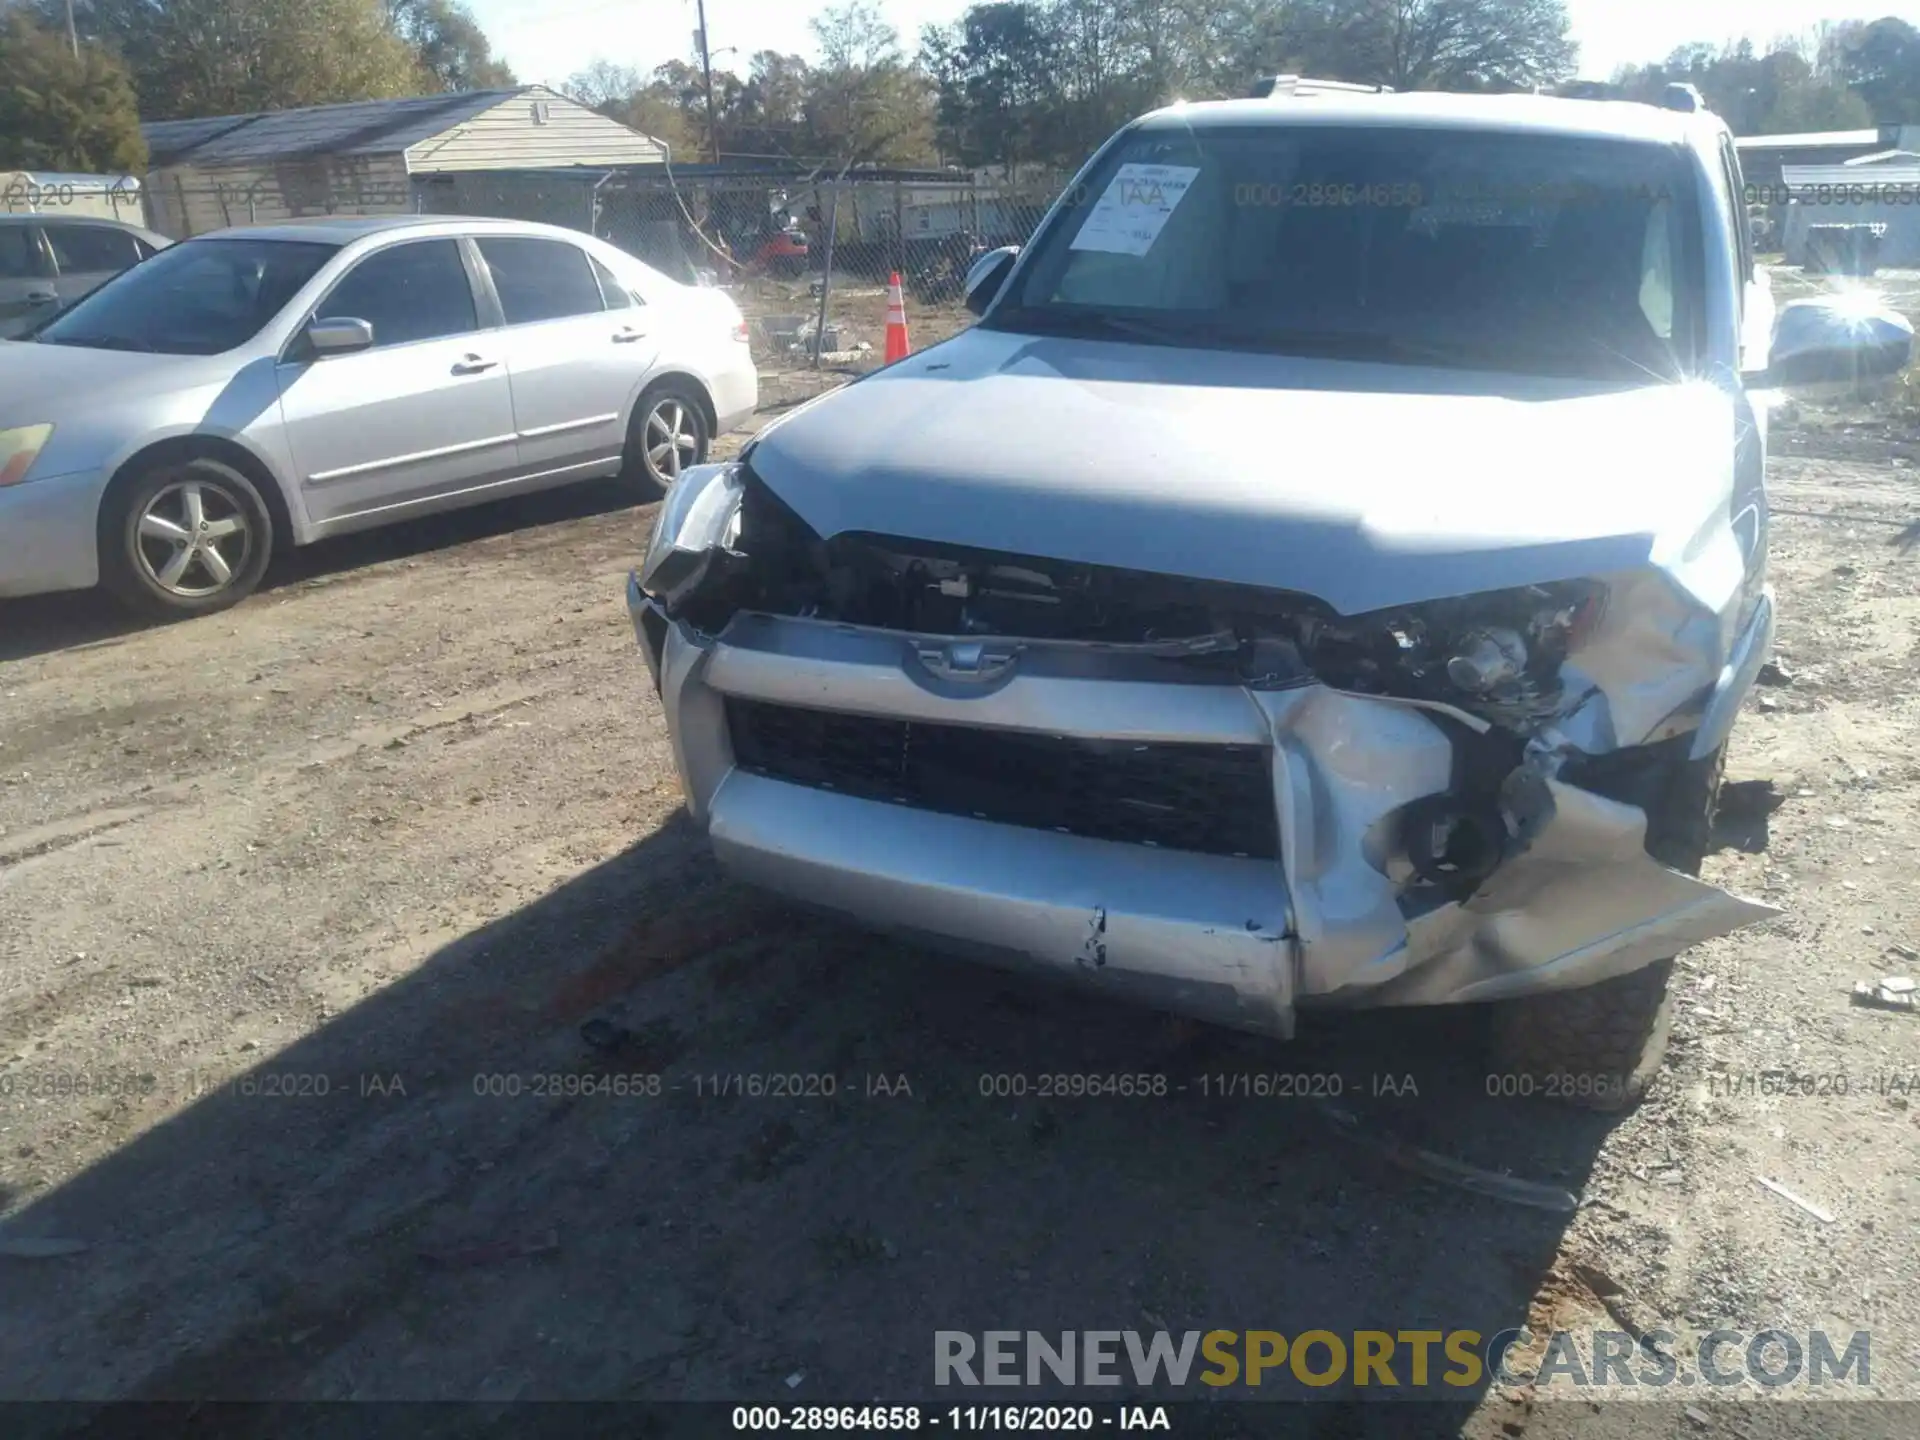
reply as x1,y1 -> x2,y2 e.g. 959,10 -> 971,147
743,226 -> 809,279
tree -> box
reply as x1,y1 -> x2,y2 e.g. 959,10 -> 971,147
805,1 -> 935,166
564,59 -> 647,110
1613,37 -> 1872,136
57,0 -> 424,119
1839,17 -> 1920,124
731,51 -> 814,159
813,0 -> 901,71
386,0 -> 516,92
1281,0 -> 1575,91
922,3 -> 1063,167
0,10 -> 147,172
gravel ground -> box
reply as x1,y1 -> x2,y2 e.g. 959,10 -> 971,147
0,414 -> 1915,1437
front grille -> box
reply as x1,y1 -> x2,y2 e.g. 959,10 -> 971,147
724,698 -> 1278,860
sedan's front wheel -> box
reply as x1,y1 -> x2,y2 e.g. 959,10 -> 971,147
100,457 -> 273,618
624,384 -> 711,494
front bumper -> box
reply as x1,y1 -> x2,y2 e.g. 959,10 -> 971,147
0,468 -> 105,598
628,578 -> 1777,1037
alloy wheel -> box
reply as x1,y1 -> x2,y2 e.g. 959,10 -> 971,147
643,398 -> 701,484
134,479 -> 254,599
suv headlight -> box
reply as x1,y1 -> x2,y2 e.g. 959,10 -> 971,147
638,462 -> 745,608
0,425 -> 55,487
1294,580 -> 1609,730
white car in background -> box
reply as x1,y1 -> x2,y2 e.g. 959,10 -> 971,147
0,216 -> 756,616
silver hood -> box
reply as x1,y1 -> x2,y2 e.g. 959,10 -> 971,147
746,326 -> 1738,615
0,340 -> 213,420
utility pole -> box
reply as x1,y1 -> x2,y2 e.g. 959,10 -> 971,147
65,0 -> 80,60
694,0 -> 721,166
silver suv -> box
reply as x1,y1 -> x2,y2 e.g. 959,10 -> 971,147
629,91 -> 1911,1107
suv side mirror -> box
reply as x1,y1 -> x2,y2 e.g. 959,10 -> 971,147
1748,297 -> 1913,389
306,316 -> 375,357
964,246 -> 1019,317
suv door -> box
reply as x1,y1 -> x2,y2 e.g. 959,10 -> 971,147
44,222 -> 148,310
277,237 -> 518,527
0,223 -> 58,337
473,235 -> 656,475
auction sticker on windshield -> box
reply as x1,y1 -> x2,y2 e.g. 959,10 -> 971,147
1070,164 -> 1201,256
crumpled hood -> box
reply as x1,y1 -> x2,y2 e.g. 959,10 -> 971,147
747,326 -> 1738,615
0,340 -> 200,421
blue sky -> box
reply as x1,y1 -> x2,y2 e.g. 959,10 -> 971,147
469,0 -> 1920,91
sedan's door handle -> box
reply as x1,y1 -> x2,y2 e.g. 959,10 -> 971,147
452,355 -> 499,374
25,291 -> 57,306
612,327 -> 648,343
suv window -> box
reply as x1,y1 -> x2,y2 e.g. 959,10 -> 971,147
1000,126 -> 1704,382
0,225 -> 45,280
46,224 -> 143,273
477,237 -> 605,324
317,239 -> 478,348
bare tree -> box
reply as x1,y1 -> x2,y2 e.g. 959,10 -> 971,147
563,58 -> 645,110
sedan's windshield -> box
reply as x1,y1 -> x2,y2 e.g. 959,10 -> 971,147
995,125 -> 1703,382
35,237 -> 338,355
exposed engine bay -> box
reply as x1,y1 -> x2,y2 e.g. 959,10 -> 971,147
663,470 -> 1607,738
631,445 -> 1779,1047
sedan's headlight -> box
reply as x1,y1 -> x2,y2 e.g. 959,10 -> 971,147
638,462 -> 745,609
0,425 -> 55,487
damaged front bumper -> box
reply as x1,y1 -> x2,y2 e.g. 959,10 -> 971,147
627,575 -> 1778,1038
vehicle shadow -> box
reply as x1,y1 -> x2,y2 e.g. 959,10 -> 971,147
258,478 -> 653,594
0,479 -> 651,665
0,808 -> 1618,1431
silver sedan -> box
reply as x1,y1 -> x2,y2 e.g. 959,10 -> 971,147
0,216 -> 757,615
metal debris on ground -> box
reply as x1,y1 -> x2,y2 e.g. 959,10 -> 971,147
0,1236 -> 90,1259
1851,976 -> 1917,1013
1313,1103 -> 1579,1213
1757,1176 -> 1835,1223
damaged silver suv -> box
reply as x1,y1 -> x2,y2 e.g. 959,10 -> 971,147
628,92 -> 1913,1107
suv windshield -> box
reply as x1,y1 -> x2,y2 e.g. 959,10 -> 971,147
35,237 -> 337,355
995,125 -> 1702,382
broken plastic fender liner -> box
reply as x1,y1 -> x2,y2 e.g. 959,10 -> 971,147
1434,778 -> 1779,1004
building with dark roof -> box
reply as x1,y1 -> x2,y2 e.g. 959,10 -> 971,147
142,85 -> 664,237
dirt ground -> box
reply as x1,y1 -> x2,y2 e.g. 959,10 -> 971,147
1,399 -> 1917,1437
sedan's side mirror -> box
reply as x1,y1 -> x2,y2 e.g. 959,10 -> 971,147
306,316 -> 375,357
964,245 -> 1019,317
1747,297 -> 1913,389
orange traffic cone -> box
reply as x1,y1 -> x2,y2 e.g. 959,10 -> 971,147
884,271 -> 912,363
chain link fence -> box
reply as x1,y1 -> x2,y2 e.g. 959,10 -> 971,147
143,169 -> 1067,377
589,171 -> 1064,376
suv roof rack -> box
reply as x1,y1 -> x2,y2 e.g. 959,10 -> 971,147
1543,78 -> 1715,116
1659,82 -> 1708,114
1248,75 -> 1394,99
